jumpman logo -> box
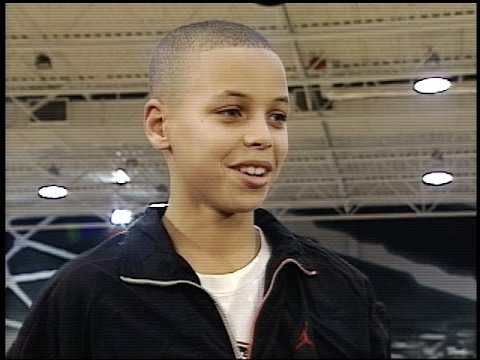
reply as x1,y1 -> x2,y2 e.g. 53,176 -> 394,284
295,321 -> 314,350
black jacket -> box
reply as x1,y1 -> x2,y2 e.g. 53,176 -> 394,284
7,207 -> 391,359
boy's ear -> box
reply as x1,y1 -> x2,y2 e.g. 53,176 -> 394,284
144,98 -> 171,150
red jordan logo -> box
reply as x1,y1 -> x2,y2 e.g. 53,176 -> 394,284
295,321 -> 314,350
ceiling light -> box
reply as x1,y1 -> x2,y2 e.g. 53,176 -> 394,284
149,203 -> 169,208
38,185 -> 68,199
422,171 -> 453,186
110,209 -> 133,225
413,77 -> 451,94
113,168 -> 130,184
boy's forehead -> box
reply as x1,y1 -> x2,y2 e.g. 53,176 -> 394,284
163,48 -> 289,114
185,47 -> 288,92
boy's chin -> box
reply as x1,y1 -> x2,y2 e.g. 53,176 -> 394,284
215,197 -> 265,216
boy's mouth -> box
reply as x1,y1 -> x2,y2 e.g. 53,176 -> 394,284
236,166 -> 268,177
228,160 -> 273,172
227,161 -> 273,189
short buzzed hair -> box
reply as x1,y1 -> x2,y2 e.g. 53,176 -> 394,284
148,20 -> 275,101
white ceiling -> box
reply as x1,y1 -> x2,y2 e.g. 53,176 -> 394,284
5,3 -> 477,221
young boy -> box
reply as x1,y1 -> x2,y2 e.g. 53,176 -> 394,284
7,20 -> 391,359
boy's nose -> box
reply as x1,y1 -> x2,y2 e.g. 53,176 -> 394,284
243,120 -> 273,149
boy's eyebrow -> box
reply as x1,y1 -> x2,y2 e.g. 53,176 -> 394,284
211,90 -> 289,104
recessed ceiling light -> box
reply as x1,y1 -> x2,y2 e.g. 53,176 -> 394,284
422,171 -> 453,186
38,185 -> 68,199
110,209 -> 133,225
413,77 -> 451,94
113,168 -> 130,184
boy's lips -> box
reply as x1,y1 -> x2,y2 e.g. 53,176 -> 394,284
228,160 -> 273,172
227,167 -> 272,189
227,160 -> 274,189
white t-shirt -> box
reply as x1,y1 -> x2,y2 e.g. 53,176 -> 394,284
196,225 -> 272,358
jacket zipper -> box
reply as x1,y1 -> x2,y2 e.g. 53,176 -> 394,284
246,258 -> 317,359
119,276 -> 243,359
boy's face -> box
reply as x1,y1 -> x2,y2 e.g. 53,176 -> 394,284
146,47 -> 289,215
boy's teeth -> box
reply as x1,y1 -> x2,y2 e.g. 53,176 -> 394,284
239,166 -> 266,176
254,167 -> 265,175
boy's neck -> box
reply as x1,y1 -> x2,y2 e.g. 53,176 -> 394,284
162,205 -> 260,275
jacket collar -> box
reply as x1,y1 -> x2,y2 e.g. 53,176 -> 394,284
118,206 -> 312,282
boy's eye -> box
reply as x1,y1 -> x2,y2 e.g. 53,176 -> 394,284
269,112 -> 287,122
216,108 -> 287,124
218,108 -> 242,117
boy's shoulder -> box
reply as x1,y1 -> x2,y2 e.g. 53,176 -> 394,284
293,232 -> 370,285
38,232 -> 127,296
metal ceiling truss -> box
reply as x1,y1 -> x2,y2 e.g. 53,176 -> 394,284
5,4 -> 476,224
6,9 -> 474,46
6,5 -> 476,99
6,141 -> 476,223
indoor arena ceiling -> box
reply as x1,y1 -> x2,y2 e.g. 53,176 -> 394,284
5,3 -> 476,222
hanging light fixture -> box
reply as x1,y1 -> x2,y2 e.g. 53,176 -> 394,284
112,168 -> 130,184
38,185 -> 68,199
421,149 -> 453,186
422,171 -> 453,186
110,209 -> 133,225
413,77 -> 451,94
